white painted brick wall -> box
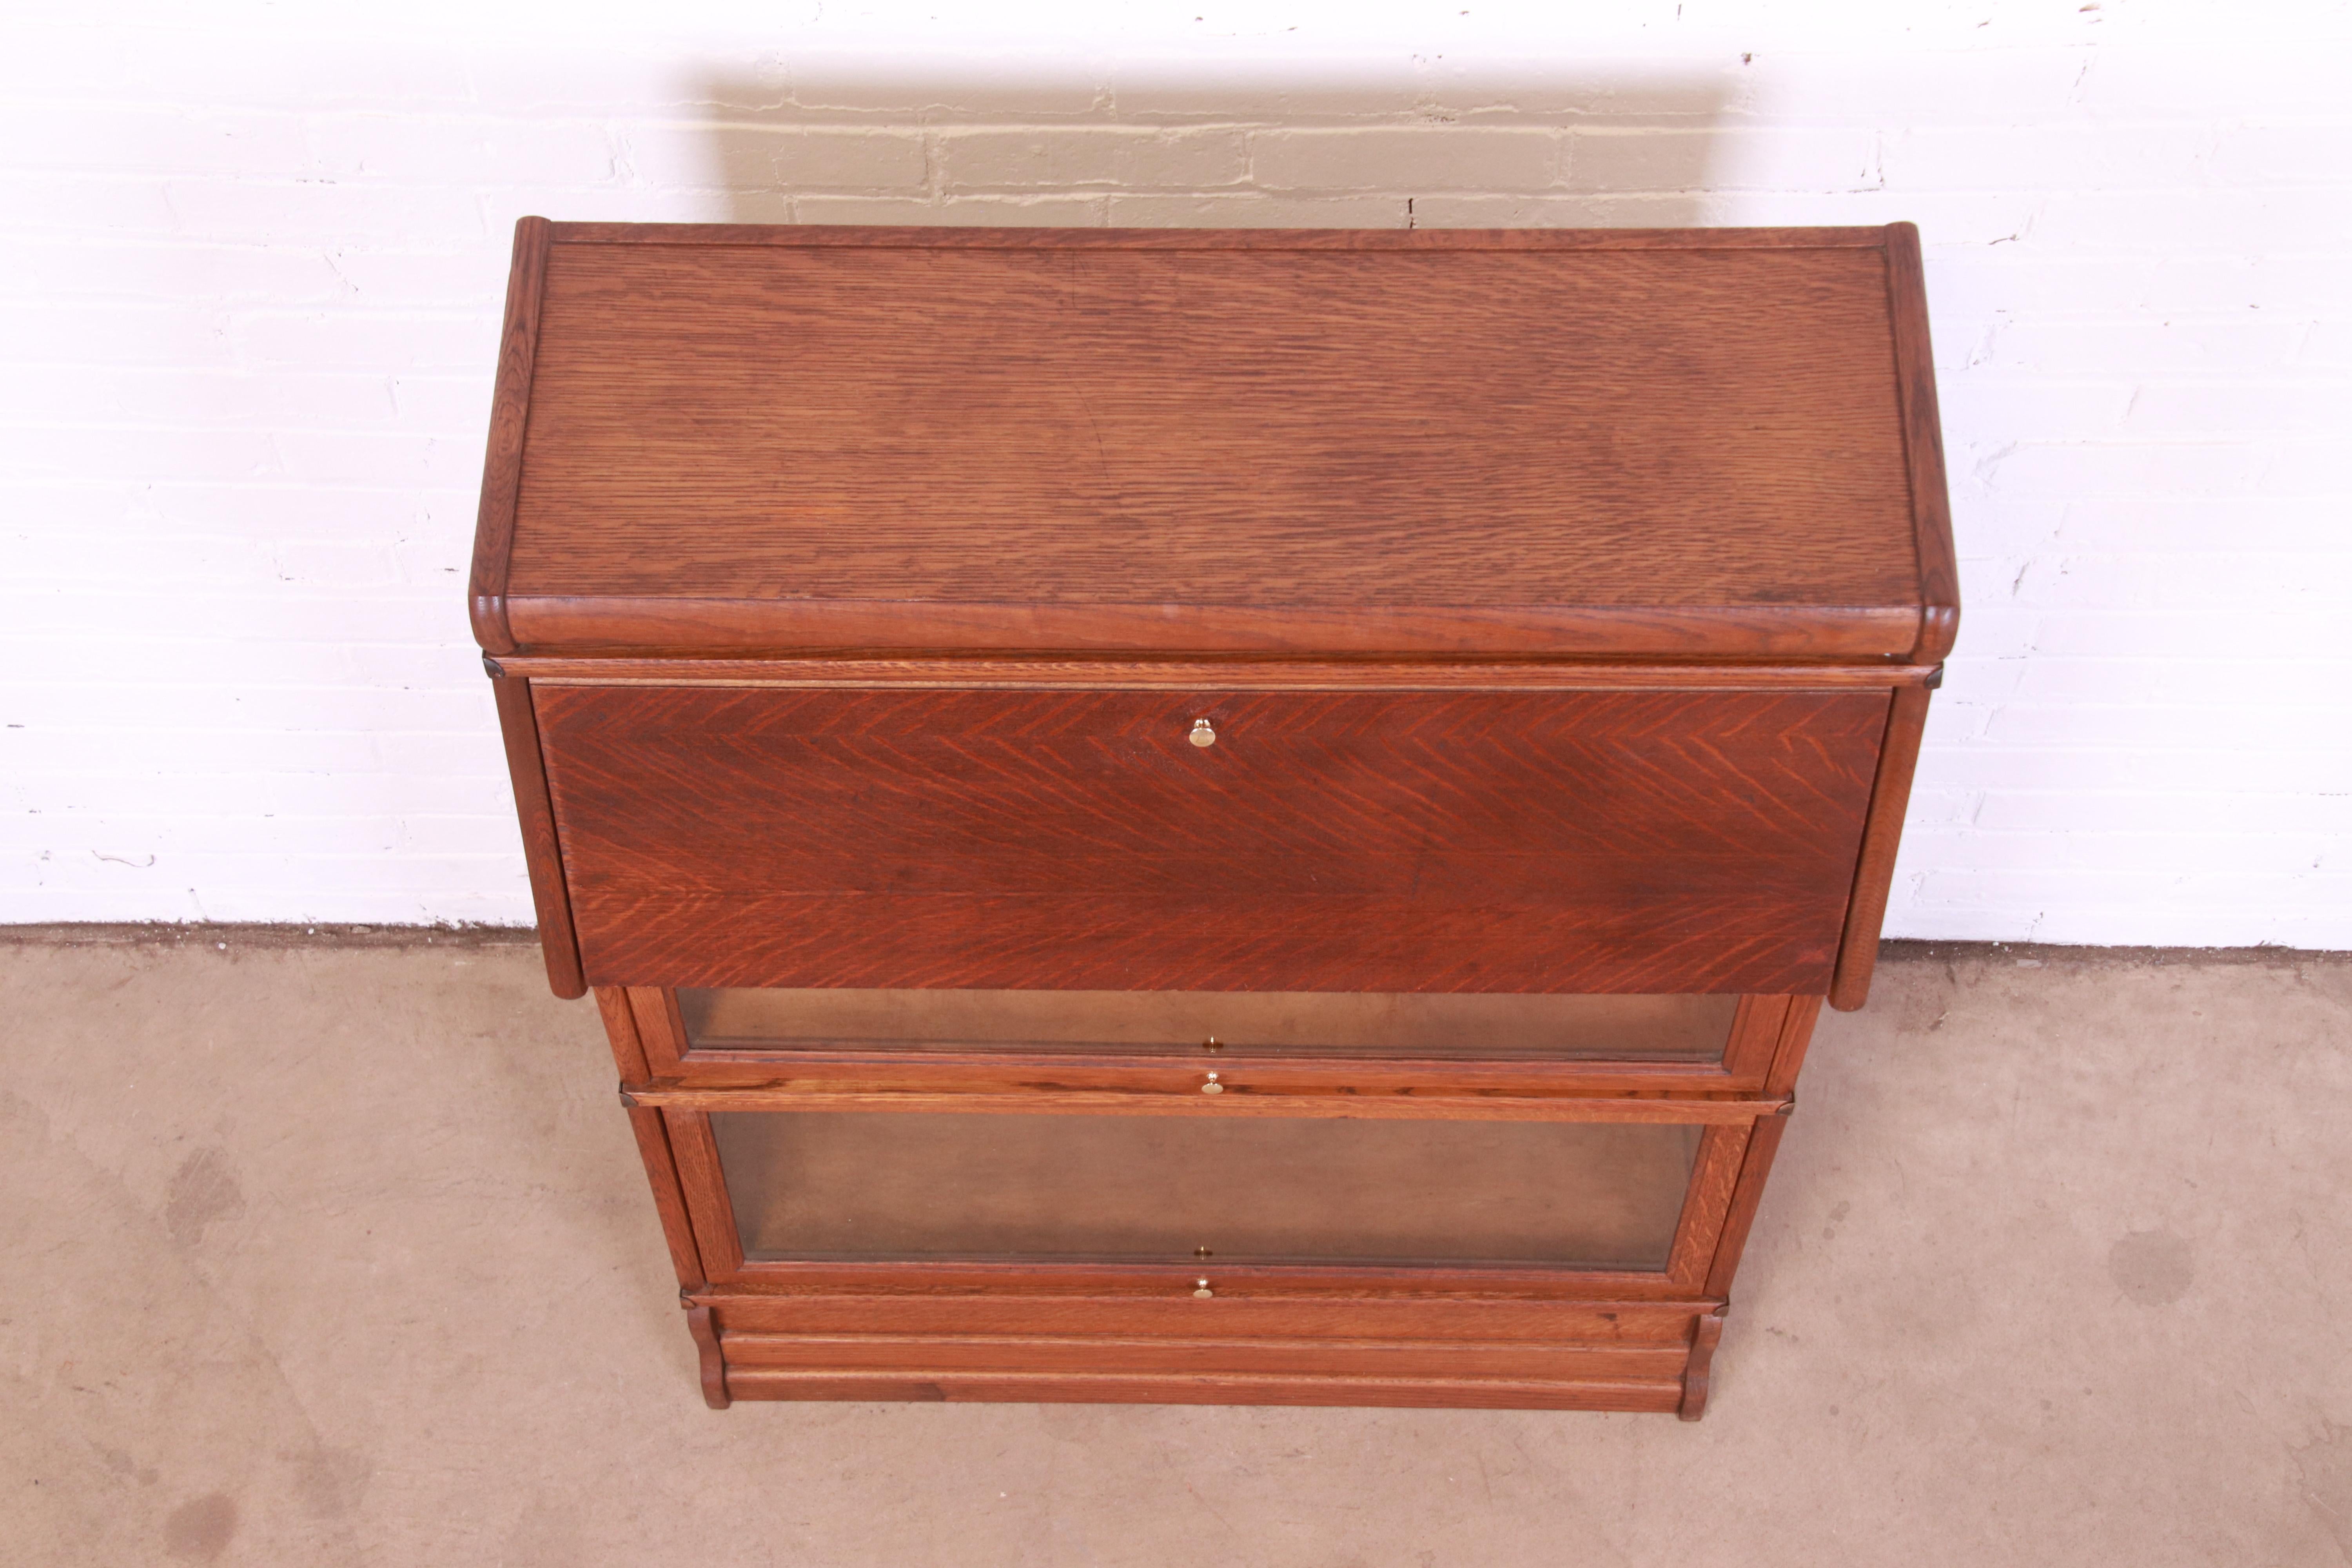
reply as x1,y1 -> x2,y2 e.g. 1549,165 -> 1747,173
4,0 -> 2348,946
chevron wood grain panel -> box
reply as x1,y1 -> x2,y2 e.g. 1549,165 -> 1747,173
536,685 -> 1888,994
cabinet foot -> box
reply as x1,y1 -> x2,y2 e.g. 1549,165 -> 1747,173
686,1304 -> 730,1409
1678,1306 -> 1726,1421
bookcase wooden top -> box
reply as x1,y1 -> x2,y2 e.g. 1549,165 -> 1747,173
471,223 -> 1955,661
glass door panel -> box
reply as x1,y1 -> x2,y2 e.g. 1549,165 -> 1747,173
710,1110 -> 1699,1270
682,987 -> 1735,1063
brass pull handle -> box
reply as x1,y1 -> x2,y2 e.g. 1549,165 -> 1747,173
1189,718 -> 1216,748
1193,1279 -> 1215,1299
1201,1072 -> 1223,1094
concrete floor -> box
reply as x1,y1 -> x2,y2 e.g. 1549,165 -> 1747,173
2,934 -> 2348,1567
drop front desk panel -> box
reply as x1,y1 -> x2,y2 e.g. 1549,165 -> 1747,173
472,220 -> 1956,1418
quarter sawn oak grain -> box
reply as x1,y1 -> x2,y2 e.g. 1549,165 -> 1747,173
470,220 -> 1956,1418
535,684 -> 1886,996
481,224 -> 1948,660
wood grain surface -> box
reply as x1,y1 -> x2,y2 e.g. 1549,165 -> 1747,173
550,223 -> 1893,250
489,673 -> 584,998
684,1303 -> 730,1408
635,985 -> 1791,1097
506,655 -> 1945,689
622,1082 -> 1786,1123
713,1367 -> 1687,1410
622,1103 -> 708,1290
466,216 -> 548,656
698,1292 -> 1712,1342
536,684 -> 1887,995
1884,222 -> 1961,663
488,225 -> 1936,658
1830,682 -> 1933,1010
1678,1306 -> 1727,1420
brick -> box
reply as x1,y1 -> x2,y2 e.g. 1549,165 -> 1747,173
268,430 -> 475,486
0,171 -> 186,236
2137,255 -> 2351,318
1249,128 -> 1559,192
1903,787 -> 1987,829
1753,51 -> 2097,131
387,375 -> 493,433
2002,650 -> 2348,707
0,27 -> 474,112
1775,188 -> 2041,245
232,309 -> 494,373
2297,320 -> 2352,370
939,127 -> 1248,191
10,426 -> 283,483
2258,439 -> 2349,496
1408,193 -> 1715,229
0,300 -> 239,368
1105,195 -> 1408,229
1408,66 -> 1741,123
1579,127 -> 1880,195
1985,701 -> 2352,752
2117,381 -> 2337,438
160,178 -> 491,247
790,195 -> 1107,227
397,815 -> 538,857
2074,49 -> 2350,122
1976,316 -> 2321,378
1984,554 -> 2341,612
0,368 -> 396,429
2028,185 -> 2352,253
0,238 -> 352,307
626,123 -> 927,192
1973,791 -> 2352,837
1937,378 -> 2134,442
2050,497 -> 2345,554
1918,827 -> 2335,878
1896,898 -> 2346,947
1880,123 -> 2224,193
2015,611 -> 2348,661
783,62 -> 1104,120
1106,66 -> 1423,123
1965,440 -> 2272,500
1,591 -> 457,646
306,248 -> 510,310
1904,866 -> 2347,920
1943,743 -> 2352,801
1947,496 -> 2071,554
307,114 -> 620,186
1923,254 -> 2163,329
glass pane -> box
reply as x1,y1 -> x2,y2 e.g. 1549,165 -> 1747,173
711,1111 -> 1699,1269
682,987 -> 1735,1062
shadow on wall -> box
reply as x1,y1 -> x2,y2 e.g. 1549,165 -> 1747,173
693,62 -> 1735,228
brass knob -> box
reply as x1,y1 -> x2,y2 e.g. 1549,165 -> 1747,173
1189,718 -> 1216,748
1201,1036 -> 1223,1053
1193,1279 -> 1214,1299
1201,1072 -> 1223,1094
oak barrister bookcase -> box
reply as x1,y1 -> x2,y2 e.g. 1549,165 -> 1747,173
471,219 -> 1955,1417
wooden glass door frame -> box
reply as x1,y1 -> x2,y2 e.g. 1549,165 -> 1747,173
647,1097 -> 1784,1304
611,985 -> 1817,1098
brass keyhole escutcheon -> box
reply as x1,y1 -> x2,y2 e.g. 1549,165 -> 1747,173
1201,1036 -> 1223,1053
1189,718 -> 1217,747
1193,1279 -> 1215,1299
1201,1072 -> 1223,1094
